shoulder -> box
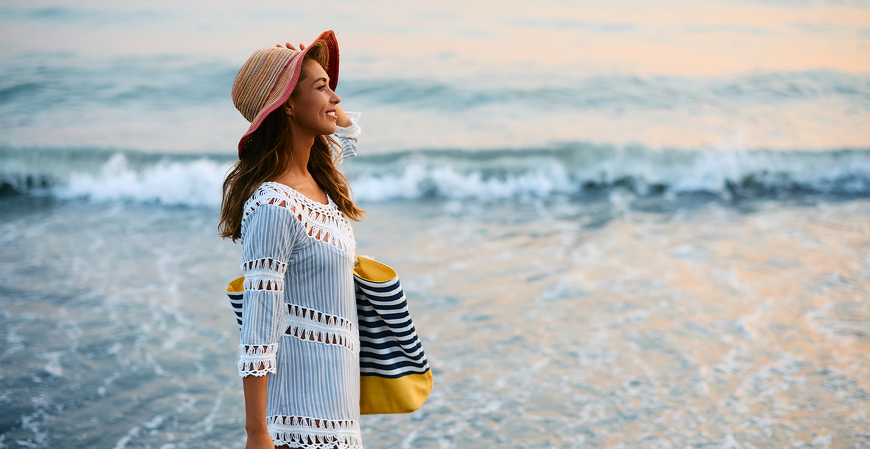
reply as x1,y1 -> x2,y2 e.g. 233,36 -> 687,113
241,182 -> 305,237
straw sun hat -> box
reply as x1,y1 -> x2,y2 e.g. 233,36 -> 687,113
231,30 -> 339,157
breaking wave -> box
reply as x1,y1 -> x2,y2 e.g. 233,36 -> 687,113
1,144 -> 869,206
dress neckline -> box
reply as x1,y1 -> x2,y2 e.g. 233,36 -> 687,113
262,181 -> 334,208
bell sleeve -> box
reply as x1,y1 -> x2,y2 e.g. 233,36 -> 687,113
331,110 -> 361,166
237,203 -> 298,377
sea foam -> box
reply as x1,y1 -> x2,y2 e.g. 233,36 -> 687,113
3,146 -> 869,207
58,153 -> 229,207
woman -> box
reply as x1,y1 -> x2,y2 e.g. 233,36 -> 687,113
219,31 -> 366,449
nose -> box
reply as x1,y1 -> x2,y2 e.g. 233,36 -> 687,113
331,89 -> 340,105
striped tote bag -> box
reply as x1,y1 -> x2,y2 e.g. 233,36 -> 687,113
353,256 -> 433,414
225,256 -> 433,415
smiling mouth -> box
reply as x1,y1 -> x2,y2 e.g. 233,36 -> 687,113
326,110 -> 337,118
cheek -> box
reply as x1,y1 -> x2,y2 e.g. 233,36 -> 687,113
305,92 -> 329,110
293,95 -> 317,118
317,91 -> 331,106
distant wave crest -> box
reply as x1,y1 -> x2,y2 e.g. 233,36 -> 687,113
1,145 -> 868,206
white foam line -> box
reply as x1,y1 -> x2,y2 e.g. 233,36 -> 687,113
112,426 -> 140,449
25,148 -> 870,206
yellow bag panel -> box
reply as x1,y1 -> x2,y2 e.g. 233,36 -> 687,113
227,276 -> 244,293
353,256 -> 397,283
360,371 -> 434,415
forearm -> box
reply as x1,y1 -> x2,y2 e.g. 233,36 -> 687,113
243,373 -> 270,434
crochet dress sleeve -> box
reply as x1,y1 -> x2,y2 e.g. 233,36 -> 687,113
330,111 -> 361,166
237,204 -> 298,377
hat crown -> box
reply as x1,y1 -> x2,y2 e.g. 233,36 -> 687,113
232,47 -> 301,123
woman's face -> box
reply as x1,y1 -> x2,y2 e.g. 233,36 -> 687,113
286,58 -> 341,136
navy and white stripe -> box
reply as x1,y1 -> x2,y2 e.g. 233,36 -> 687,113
355,275 -> 430,379
230,290 -> 244,330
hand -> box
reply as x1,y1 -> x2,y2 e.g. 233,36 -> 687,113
275,42 -> 306,51
245,430 -> 275,449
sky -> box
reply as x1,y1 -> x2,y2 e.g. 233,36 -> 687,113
2,0 -> 868,76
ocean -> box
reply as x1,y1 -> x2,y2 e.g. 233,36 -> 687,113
1,0 -> 870,448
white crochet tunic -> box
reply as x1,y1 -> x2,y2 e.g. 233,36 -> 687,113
238,115 -> 363,449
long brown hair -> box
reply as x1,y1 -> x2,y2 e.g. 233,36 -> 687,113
219,44 -> 365,242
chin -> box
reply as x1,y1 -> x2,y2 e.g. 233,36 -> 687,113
298,119 -> 338,136
321,123 -> 338,135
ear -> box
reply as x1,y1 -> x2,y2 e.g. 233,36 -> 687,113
282,102 -> 293,118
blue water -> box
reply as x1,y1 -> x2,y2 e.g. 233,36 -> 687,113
2,1 -> 870,448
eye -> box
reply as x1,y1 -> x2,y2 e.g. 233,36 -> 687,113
317,84 -> 327,91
